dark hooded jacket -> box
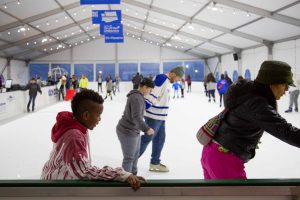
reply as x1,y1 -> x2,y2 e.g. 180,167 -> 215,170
213,80 -> 300,162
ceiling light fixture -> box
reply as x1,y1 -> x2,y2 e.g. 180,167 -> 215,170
41,38 -> 48,43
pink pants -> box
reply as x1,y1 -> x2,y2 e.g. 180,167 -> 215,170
201,142 -> 247,179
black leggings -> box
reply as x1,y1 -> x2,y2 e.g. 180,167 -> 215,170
208,90 -> 215,100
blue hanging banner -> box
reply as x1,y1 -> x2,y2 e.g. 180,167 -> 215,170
100,23 -> 123,36
105,35 -> 124,43
81,0 -> 121,5
92,10 -> 122,24
232,70 -> 238,83
245,69 -> 251,80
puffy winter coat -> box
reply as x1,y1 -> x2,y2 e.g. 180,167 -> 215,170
214,80 -> 300,162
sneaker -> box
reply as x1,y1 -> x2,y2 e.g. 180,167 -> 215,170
295,108 -> 298,112
285,108 -> 292,113
149,163 -> 169,172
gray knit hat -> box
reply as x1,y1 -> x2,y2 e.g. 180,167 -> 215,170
255,60 -> 295,87
170,66 -> 184,78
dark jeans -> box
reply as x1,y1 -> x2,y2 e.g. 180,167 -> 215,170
140,117 -> 166,165
58,89 -> 64,101
27,95 -> 36,111
219,93 -> 223,106
98,83 -> 102,93
187,83 -> 191,92
208,90 -> 215,101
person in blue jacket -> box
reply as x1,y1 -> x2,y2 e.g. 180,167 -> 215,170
172,81 -> 180,99
216,74 -> 229,107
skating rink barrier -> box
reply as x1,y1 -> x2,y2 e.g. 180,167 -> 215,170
0,85 -> 57,122
0,179 -> 300,200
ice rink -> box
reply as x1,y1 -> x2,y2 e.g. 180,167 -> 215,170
0,82 -> 300,180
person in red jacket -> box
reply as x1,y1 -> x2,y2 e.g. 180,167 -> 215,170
41,89 -> 144,191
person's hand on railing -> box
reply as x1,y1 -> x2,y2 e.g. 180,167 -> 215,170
126,174 -> 145,191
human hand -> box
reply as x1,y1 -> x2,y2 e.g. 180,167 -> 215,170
126,175 -> 145,191
147,128 -> 154,136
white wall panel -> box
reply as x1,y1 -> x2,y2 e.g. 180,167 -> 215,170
241,46 -> 268,79
273,40 -> 297,77
221,54 -> 238,79
296,39 -> 300,80
207,57 -> 219,75
0,58 -> 7,81
73,40 -> 115,61
161,48 -> 198,60
118,37 -> 160,61
37,49 -> 72,62
10,60 -> 28,85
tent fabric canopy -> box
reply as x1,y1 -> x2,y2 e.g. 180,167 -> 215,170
0,0 -> 299,60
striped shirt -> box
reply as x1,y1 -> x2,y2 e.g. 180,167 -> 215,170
144,74 -> 170,121
41,129 -> 131,181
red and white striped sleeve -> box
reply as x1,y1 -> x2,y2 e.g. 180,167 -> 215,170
63,130 -> 131,181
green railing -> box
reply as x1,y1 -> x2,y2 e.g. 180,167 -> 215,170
1,179 -> 300,199
1,179 -> 300,187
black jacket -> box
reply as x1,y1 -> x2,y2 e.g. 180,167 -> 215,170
24,83 -> 42,96
214,80 -> 300,162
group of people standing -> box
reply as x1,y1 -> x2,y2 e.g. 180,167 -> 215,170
98,73 -> 120,101
204,73 -> 234,107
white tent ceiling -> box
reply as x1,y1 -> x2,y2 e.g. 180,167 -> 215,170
0,0 -> 300,61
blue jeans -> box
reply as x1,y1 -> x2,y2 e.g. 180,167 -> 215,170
140,117 -> 165,165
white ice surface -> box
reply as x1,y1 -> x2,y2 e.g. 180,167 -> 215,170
0,82 -> 300,180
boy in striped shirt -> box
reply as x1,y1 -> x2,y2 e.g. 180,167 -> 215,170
41,89 -> 144,190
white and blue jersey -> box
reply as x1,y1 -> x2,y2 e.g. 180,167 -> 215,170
144,74 -> 170,121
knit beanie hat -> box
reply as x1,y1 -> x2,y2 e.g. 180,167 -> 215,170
255,60 -> 295,86
170,66 -> 184,78
140,77 -> 155,88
